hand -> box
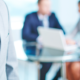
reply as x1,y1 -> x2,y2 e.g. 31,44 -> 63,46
66,39 -> 76,45
37,36 -> 43,49
37,36 -> 43,44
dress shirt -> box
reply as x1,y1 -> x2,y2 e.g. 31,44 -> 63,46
38,14 -> 49,28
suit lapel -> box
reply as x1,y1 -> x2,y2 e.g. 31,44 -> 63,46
36,12 -> 43,26
49,14 -> 52,28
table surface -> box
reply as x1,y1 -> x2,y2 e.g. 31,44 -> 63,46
14,40 -> 80,62
28,48 -> 80,62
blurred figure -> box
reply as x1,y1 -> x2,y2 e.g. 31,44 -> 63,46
0,0 -> 19,80
70,0 -> 80,38
66,0 -> 80,45
66,1 -> 80,80
66,62 -> 80,80
22,0 -> 65,80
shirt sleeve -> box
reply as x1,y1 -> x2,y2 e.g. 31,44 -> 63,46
22,15 -> 38,41
6,26 -> 19,80
67,21 -> 79,39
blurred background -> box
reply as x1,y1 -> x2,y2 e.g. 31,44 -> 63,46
4,0 -> 79,39
4,0 -> 79,80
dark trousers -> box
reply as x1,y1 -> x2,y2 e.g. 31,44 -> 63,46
26,47 -> 61,80
40,62 -> 52,80
40,63 -> 61,80
53,68 -> 61,80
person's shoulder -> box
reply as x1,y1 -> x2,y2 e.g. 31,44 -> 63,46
50,12 -> 58,20
25,12 -> 37,18
30,12 -> 37,15
50,12 -> 56,17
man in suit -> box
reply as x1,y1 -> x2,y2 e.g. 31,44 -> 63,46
0,0 -> 19,80
22,0 -> 65,80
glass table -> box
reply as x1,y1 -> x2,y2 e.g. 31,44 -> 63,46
27,48 -> 80,80
14,40 -> 80,80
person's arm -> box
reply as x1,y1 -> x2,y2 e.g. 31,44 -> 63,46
22,15 -> 38,41
66,21 -> 79,45
6,26 -> 19,80
6,31 -> 19,80
67,20 -> 80,39
1,1 -> 19,80
54,15 -> 76,45
69,25 -> 79,39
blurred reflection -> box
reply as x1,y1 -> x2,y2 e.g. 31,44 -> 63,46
22,0 -> 65,80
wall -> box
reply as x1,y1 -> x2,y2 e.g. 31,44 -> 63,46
4,0 -> 79,40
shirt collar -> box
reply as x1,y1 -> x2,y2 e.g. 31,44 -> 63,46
38,13 -> 49,21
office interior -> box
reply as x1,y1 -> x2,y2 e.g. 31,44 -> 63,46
4,0 -> 80,80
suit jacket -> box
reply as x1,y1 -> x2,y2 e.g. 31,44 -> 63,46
22,12 -> 65,42
0,0 -> 19,80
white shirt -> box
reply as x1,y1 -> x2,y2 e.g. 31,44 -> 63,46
38,14 -> 49,28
